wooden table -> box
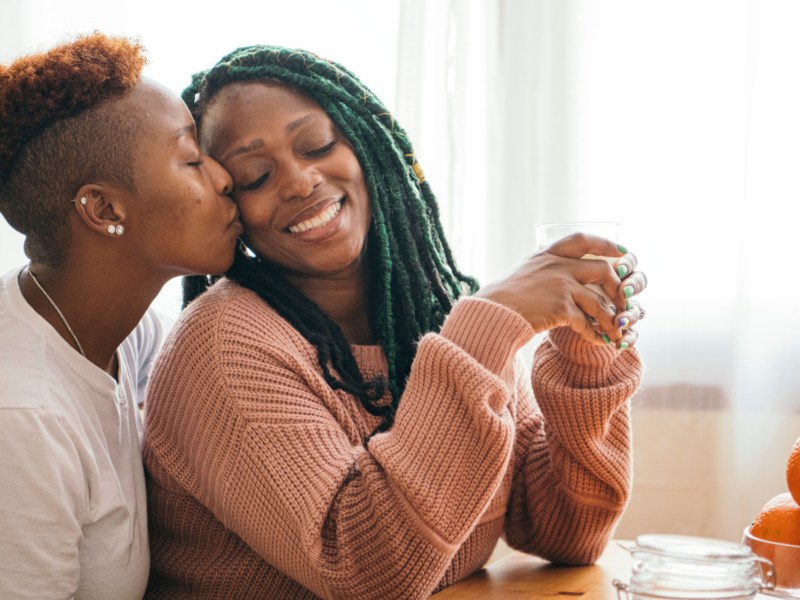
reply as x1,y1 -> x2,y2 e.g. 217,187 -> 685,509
433,541 -> 631,599
433,540 -> 777,599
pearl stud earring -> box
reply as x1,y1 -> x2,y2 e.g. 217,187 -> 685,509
79,197 -> 87,205
115,224 -> 125,236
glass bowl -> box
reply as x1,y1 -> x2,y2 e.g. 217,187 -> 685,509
742,527 -> 800,597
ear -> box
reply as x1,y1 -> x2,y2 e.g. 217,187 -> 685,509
71,184 -> 129,237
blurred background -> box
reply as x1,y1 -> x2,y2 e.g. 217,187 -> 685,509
2,0 -> 799,549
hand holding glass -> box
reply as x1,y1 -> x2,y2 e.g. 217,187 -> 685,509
535,221 -> 621,303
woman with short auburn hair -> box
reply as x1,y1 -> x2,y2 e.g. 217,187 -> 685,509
0,33 -> 242,599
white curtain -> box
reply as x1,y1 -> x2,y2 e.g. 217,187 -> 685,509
396,0 -> 800,542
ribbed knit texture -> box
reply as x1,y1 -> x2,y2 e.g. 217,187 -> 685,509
143,280 -> 642,599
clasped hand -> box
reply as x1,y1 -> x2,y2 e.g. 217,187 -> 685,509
476,233 -> 646,349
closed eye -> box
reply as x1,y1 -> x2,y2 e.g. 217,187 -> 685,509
187,158 -> 204,167
305,139 -> 337,158
238,171 -> 270,191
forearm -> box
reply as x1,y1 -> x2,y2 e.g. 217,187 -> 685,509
504,405 -> 630,565
505,327 -> 641,564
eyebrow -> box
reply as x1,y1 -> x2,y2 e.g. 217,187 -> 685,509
285,114 -> 315,134
221,113 -> 320,162
176,124 -> 196,140
222,138 -> 264,162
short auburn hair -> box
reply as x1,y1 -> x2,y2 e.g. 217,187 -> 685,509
0,32 -> 147,265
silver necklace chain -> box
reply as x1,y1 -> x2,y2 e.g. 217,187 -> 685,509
26,267 -> 86,357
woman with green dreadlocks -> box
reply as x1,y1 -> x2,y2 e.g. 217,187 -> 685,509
143,46 -> 646,600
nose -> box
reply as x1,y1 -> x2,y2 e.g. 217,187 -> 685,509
206,155 -> 233,197
279,159 -> 322,201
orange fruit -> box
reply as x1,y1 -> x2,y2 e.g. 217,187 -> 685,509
750,492 -> 800,545
788,437 -> 800,506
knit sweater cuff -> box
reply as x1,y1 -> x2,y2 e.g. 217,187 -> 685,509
439,297 -> 534,377
548,327 -> 619,368
535,327 -> 642,398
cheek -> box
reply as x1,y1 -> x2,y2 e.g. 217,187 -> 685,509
194,197 -> 216,232
180,196 -> 206,224
167,191 -> 212,236
354,176 -> 371,226
236,197 -> 273,238
339,155 -> 370,215
342,152 -> 365,181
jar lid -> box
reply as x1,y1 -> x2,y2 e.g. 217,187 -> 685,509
634,534 -> 755,563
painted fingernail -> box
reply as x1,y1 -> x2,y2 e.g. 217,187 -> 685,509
626,300 -> 632,311
623,285 -> 634,298
619,341 -> 629,350
617,244 -> 628,254
618,317 -> 629,328
602,334 -> 612,344
616,265 -> 628,278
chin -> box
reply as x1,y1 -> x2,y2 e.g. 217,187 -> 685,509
200,248 -> 237,276
210,258 -> 235,275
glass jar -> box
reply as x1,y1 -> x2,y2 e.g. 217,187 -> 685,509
613,534 -> 776,600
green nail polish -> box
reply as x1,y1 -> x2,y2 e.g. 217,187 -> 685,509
620,341 -> 629,350
617,243 -> 628,254
602,334 -> 611,344
616,265 -> 628,278
623,285 -> 634,298
626,300 -> 632,311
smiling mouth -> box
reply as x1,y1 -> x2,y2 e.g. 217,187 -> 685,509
286,199 -> 343,234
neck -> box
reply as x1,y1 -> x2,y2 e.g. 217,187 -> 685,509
19,258 -> 166,374
288,265 -> 373,345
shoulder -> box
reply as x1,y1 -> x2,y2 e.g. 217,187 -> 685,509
149,279 -> 318,394
167,278 -> 309,356
0,339 -> 48,411
0,272 -> 51,411
143,280 -> 328,476
0,404 -> 72,437
0,402 -> 80,462
0,267 -> 99,412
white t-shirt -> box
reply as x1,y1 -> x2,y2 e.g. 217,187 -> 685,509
0,267 -> 167,599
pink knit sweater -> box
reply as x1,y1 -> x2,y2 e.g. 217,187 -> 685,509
143,279 -> 641,599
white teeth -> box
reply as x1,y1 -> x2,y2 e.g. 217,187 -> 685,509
288,201 -> 342,233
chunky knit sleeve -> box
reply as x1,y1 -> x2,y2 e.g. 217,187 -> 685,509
145,292 -> 534,600
503,327 -> 642,564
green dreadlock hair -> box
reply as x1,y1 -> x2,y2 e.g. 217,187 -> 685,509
182,45 -> 478,434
